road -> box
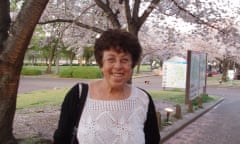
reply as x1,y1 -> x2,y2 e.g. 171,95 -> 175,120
18,75 -> 163,93
18,76 -> 90,93
164,86 -> 240,144
18,76 -> 240,144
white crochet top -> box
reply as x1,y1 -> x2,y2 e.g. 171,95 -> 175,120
77,86 -> 149,144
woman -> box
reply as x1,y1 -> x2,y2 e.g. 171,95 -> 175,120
54,29 -> 160,144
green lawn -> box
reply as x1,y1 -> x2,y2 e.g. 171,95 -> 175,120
207,75 -> 240,86
17,88 -> 216,109
22,65 -> 152,73
17,88 -> 69,109
150,89 -> 185,104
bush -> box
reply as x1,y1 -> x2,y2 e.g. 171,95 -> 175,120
192,93 -> 214,105
59,68 -> 74,78
59,67 -> 102,79
72,67 -> 102,79
21,68 -> 42,75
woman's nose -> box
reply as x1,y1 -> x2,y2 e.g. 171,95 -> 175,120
113,60 -> 123,68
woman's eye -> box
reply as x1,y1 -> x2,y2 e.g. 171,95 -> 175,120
107,58 -> 115,63
121,58 -> 129,63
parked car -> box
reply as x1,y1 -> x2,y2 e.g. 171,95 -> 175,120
207,70 -> 218,77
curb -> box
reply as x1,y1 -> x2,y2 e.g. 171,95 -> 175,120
133,74 -> 157,79
160,97 -> 225,143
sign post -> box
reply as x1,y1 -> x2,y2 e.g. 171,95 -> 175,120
185,50 -> 207,105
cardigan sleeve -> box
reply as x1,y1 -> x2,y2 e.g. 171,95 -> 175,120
53,83 -> 79,144
143,90 -> 161,144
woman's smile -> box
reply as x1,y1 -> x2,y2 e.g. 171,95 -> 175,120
101,49 -> 132,87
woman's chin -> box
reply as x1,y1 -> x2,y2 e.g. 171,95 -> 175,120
110,81 -> 125,88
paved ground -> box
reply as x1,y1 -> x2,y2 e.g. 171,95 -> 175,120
17,74 -> 162,93
164,87 -> 240,144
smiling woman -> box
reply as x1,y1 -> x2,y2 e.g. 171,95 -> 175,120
53,29 -> 160,144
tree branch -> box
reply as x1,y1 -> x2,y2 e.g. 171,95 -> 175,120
0,0 -> 10,53
38,19 -> 104,33
139,0 -> 161,28
77,4 -> 96,18
170,0 -> 225,34
3,0 -> 49,64
132,0 -> 140,19
124,0 -> 132,26
94,0 -> 121,28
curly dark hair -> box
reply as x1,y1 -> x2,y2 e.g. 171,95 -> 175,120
94,29 -> 142,68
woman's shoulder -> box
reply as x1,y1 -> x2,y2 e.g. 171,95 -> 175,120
131,86 -> 150,101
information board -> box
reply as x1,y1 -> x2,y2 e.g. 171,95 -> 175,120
185,51 -> 207,104
162,57 -> 187,89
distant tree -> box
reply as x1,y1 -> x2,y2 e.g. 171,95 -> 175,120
60,44 -> 76,66
82,46 -> 94,65
40,0 -> 162,73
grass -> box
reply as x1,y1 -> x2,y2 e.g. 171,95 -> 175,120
150,89 -> 185,104
207,75 -> 240,86
150,89 -> 217,105
17,88 -> 69,109
22,65 -> 152,73
17,138 -> 52,144
17,88 -> 216,109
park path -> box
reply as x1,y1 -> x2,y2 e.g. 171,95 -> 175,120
164,87 -> 240,144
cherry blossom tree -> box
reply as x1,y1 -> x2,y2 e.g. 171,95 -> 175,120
0,1 -> 49,143
1,0 -> 239,142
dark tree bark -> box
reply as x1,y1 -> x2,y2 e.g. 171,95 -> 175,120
221,59 -> 230,82
94,0 -> 161,36
0,1 -> 49,143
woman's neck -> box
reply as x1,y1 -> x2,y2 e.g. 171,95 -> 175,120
89,80 -> 131,100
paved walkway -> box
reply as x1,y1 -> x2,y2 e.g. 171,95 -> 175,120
164,87 -> 240,144
160,98 -> 224,143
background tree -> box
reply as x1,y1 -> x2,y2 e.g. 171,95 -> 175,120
40,0 -> 164,76
82,46 -> 94,65
41,0 -> 240,74
1,0 -> 240,142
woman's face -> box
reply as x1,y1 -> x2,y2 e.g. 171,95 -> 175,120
101,49 -> 132,88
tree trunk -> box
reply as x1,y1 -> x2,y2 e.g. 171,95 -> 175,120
136,63 -> 141,74
221,59 -> 230,82
46,45 -> 56,73
0,64 -> 20,144
0,1 -> 49,143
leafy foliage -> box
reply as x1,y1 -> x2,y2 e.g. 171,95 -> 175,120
58,68 -> 74,78
192,93 -> 214,106
82,46 -> 94,65
21,68 -> 42,75
59,66 -> 102,79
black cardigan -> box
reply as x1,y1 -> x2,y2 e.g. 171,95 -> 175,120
53,83 -> 160,144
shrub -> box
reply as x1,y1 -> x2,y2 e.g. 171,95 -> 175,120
200,93 -> 214,103
72,67 -> 102,79
192,93 -> 214,105
21,68 -> 42,75
59,67 -> 102,79
59,69 -> 74,78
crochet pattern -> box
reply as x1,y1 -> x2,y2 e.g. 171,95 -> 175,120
77,87 -> 149,144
